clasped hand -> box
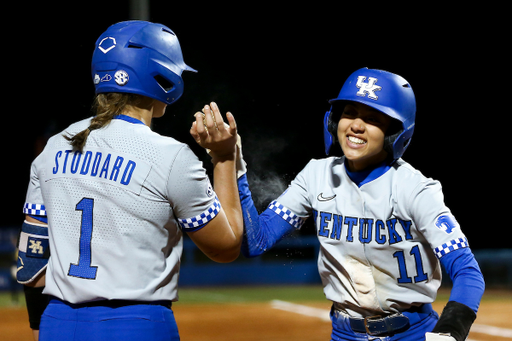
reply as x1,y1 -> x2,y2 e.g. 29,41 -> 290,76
190,102 -> 238,161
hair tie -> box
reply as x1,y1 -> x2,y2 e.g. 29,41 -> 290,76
87,125 -> 98,133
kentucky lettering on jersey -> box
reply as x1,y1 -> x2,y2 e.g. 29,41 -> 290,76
313,209 -> 413,245
47,147 -> 151,195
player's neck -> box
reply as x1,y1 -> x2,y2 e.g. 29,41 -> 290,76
344,160 -> 392,187
345,151 -> 389,173
121,97 -> 167,127
122,107 -> 153,126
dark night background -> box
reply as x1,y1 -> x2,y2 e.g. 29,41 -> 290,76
3,3 -> 506,250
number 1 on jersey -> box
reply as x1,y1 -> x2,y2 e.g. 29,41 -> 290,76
68,198 -> 98,280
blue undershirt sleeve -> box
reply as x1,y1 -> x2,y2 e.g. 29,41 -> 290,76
238,174 -> 296,258
439,247 -> 485,313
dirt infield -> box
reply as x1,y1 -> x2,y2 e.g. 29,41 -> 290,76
1,292 -> 511,340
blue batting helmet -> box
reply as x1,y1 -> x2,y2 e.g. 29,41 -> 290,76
323,68 -> 416,160
91,21 -> 196,105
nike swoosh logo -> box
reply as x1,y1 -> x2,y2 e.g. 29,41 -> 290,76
317,193 -> 336,202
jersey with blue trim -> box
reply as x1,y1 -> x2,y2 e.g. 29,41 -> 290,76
271,156 -> 470,318
23,116 -> 220,304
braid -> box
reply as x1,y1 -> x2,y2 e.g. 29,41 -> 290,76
65,93 -> 142,151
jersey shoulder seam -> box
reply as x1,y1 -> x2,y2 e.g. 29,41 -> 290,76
165,144 -> 189,201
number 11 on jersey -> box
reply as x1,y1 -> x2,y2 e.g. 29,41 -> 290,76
393,245 -> 428,284
68,198 -> 98,280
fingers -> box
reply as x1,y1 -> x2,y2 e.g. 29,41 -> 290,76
202,102 -> 236,136
205,102 -> 227,134
191,102 -> 238,155
202,104 -> 216,131
190,120 -> 200,141
209,102 -> 223,130
209,103 -> 237,136
193,111 -> 207,137
226,112 -> 237,136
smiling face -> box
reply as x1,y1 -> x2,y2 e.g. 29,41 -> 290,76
337,101 -> 392,172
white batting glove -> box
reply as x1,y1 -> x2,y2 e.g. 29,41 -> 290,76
425,332 -> 457,341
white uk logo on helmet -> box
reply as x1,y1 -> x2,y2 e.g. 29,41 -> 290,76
356,76 -> 382,100
98,37 -> 116,54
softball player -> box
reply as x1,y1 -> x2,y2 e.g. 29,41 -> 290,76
193,68 -> 485,341
18,20 -> 242,341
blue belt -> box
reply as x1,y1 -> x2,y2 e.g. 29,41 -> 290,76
333,303 -> 433,337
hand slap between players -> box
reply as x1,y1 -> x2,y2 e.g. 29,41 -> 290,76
190,102 -> 238,161
189,102 -> 244,264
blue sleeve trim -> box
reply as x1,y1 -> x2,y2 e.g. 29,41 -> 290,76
434,237 -> 469,258
238,174 -> 295,258
23,203 -> 47,217
267,201 -> 306,229
439,247 -> 485,313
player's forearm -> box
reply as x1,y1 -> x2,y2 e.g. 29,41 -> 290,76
238,174 -> 294,257
211,154 -> 244,244
189,155 -> 243,263
440,248 -> 484,313
430,248 -> 484,340
20,215 -> 49,337
238,174 -> 268,257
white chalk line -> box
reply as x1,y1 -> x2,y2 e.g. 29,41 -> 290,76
270,300 -> 512,340
470,324 -> 512,338
271,299 -> 331,321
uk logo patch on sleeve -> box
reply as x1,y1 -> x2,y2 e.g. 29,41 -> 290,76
435,214 -> 459,234
17,232 -> 50,283
26,237 -> 50,258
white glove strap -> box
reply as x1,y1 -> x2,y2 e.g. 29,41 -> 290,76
425,332 -> 457,341
235,134 -> 247,179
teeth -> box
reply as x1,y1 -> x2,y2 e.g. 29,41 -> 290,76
348,136 -> 366,144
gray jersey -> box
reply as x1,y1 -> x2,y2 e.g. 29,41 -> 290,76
23,116 -> 219,304
272,157 -> 468,317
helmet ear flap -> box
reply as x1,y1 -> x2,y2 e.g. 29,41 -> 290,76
324,105 -> 344,155
387,128 -> 414,160
384,129 -> 402,158
323,110 -> 334,155
328,113 -> 339,135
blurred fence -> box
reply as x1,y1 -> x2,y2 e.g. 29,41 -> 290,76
179,235 -> 321,286
1,226 -> 510,291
